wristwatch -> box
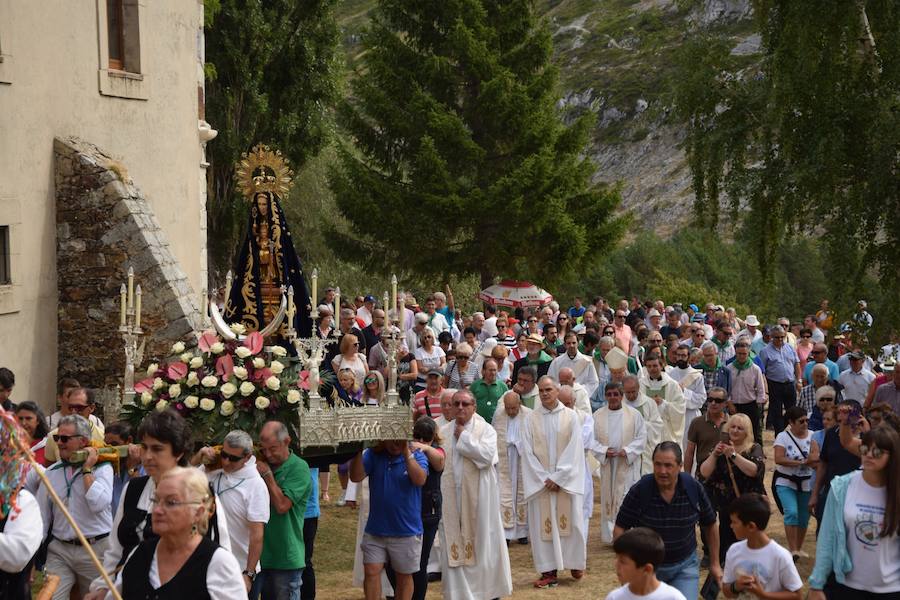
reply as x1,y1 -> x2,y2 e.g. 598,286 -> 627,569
82,466 -> 94,474
242,570 -> 256,582
730,451 -> 737,460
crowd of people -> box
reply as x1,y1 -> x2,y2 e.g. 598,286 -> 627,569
1,290 -> 899,600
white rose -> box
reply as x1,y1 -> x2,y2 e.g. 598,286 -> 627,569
233,366 -> 248,380
200,398 -> 216,412
271,346 -> 287,357
186,372 -> 200,387
184,395 -> 199,409
140,391 -> 153,406
255,396 -> 270,410
179,352 -> 193,364
265,376 -> 280,391
211,342 -> 225,354
220,400 -> 235,416
168,384 -> 181,398
235,347 -> 252,359
146,363 -> 159,377
269,361 -> 285,375
189,356 -> 204,369
155,400 -> 168,412
201,375 -> 218,388
287,389 -> 301,405
171,341 -> 186,354
229,323 -> 246,335
220,382 -> 237,399
152,377 -> 164,390
252,357 -> 265,369
239,381 -> 255,397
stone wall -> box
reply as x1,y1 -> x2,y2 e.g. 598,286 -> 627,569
55,137 -> 200,396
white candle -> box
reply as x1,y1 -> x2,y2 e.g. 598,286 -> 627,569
383,291 -> 389,321
334,287 -> 341,324
119,284 -> 127,327
134,285 -> 142,329
391,274 -> 398,322
287,285 -> 295,323
127,267 -> 134,311
399,292 -> 405,331
311,268 -> 318,309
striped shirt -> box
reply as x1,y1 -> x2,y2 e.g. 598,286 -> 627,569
615,476 -> 717,565
413,390 -> 443,419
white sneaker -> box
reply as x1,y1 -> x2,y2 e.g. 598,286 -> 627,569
337,491 -> 346,506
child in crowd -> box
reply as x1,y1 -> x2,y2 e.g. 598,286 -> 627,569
723,493 -> 803,600
606,528 -> 686,600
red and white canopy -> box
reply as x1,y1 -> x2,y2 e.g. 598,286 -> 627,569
478,280 -> 553,308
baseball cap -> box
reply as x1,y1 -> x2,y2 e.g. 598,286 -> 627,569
364,294 -> 376,303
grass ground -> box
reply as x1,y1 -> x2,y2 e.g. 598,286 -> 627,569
312,430 -> 818,599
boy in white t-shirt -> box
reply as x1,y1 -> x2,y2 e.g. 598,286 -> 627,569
606,528 -> 686,600
723,493 -> 803,600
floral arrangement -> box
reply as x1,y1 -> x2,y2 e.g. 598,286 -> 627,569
121,325 -> 325,444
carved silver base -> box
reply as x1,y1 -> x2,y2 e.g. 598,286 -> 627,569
298,404 -> 412,448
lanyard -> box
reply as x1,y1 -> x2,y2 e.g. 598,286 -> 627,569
62,466 -> 82,502
215,472 -> 246,496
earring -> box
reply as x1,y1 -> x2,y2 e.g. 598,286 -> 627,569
191,523 -> 199,536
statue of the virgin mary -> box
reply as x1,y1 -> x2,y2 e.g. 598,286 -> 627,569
222,144 -> 313,341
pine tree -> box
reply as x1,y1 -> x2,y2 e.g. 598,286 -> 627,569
328,0 -> 626,289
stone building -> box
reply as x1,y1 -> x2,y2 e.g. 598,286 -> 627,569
0,1 -> 214,412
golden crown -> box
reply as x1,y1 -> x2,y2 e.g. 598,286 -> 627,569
235,143 -> 294,200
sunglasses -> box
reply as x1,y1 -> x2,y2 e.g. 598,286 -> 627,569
859,444 -> 889,459
221,450 -> 245,462
364,377 -> 377,384
708,397 -> 727,403
53,434 -> 84,443
603,330 -> 615,336
453,401 -> 473,407
528,319 -> 538,323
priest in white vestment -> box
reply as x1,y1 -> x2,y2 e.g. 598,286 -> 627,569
547,333 -> 600,398
638,355 -> 686,448
557,368 -> 592,416
622,375 -> 663,475
559,385 -> 596,527
520,376 -> 587,588
439,389 -> 513,599
590,381 -> 646,542
492,391 -> 531,542
666,345 -> 707,450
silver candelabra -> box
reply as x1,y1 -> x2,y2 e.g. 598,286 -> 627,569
118,269 -> 145,406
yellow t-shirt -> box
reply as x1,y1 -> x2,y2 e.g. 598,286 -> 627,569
43,418 -> 106,463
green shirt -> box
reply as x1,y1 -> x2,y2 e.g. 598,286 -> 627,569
469,378 -> 508,423
260,452 -> 312,570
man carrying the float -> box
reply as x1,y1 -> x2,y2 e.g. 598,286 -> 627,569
520,377 -> 587,589
590,381 -> 646,543
438,390 -> 512,599
493,390 -> 531,544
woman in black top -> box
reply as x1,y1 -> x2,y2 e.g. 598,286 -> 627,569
699,412 -> 766,564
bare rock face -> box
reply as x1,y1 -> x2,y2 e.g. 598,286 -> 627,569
55,137 -> 200,392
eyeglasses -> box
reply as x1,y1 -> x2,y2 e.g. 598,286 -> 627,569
52,434 -> 84,443
364,376 -> 377,384
453,401 -> 473,407
149,496 -> 205,510
528,319 -> 538,323
708,397 -> 727,403
221,450 -> 246,462
859,445 -> 889,459
793,418 -> 808,424
801,335 -> 812,339
615,315 -> 625,319
68,405 -> 89,413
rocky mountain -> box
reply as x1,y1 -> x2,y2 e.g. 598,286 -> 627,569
335,0 -> 757,233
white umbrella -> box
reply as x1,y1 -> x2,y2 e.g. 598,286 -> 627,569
478,280 -> 553,308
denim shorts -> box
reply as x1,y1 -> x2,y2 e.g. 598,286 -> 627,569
361,532 -> 423,574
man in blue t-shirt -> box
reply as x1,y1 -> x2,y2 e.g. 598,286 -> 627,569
351,440 -> 429,600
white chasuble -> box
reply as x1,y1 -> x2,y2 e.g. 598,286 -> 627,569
591,405 -> 646,542
625,394 -> 663,475
521,402 -> 587,573
439,416 -> 512,599
667,365 -> 707,450
493,405 -> 532,540
639,371 -> 686,448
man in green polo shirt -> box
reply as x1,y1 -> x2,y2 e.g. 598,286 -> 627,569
255,420 -> 312,600
469,358 -> 508,424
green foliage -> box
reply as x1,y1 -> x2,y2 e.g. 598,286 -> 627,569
204,0 -> 341,281
328,0 -> 627,289
672,0 -> 900,337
